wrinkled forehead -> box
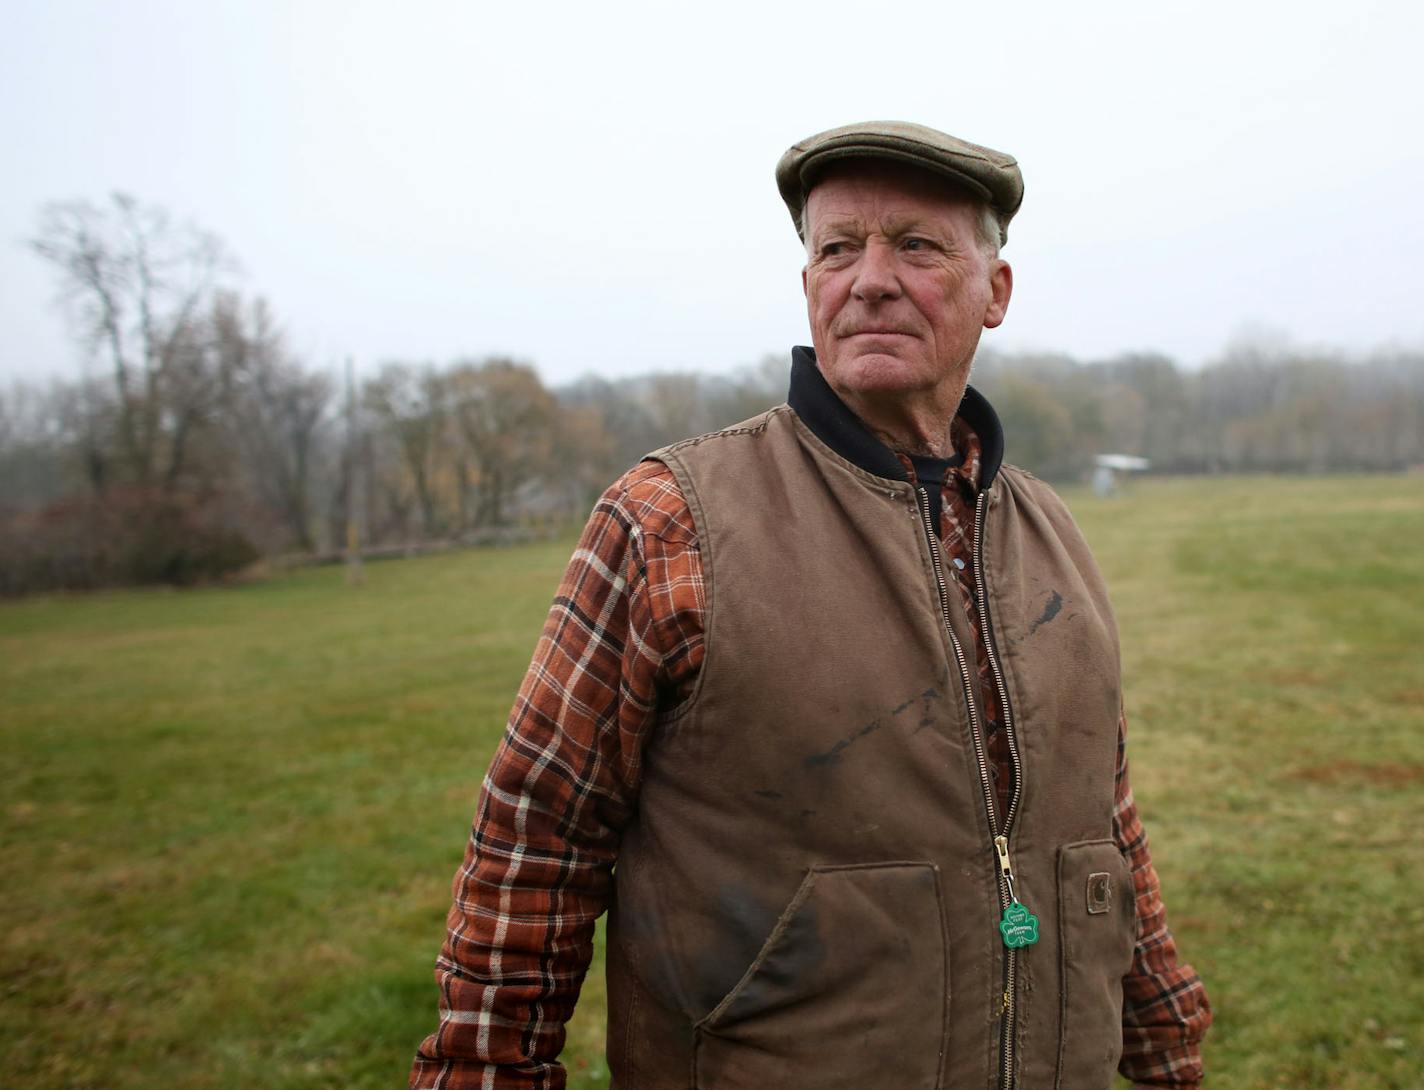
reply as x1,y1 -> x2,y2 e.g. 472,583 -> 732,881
803,159 -> 986,233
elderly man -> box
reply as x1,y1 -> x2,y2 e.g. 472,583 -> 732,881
410,121 -> 1211,1090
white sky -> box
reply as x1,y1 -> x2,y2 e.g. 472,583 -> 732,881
3,0 -> 1422,387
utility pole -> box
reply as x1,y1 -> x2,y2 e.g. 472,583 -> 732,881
344,355 -> 364,586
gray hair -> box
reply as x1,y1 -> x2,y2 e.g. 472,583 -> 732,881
801,200 -> 1003,258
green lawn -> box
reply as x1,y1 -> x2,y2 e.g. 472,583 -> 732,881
2,475 -> 1420,1088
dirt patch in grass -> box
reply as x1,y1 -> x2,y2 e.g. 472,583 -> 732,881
1290,760 -> 1424,787
1262,668 -> 1329,687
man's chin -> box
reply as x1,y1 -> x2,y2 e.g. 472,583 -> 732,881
829,350 -> 933,394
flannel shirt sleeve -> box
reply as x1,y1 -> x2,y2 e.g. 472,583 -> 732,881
1114,712 -> 1213,1088
409,462 -> 702,1090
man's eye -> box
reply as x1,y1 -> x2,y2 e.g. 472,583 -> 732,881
821,241 -> 847,257
903,237 -> 931,251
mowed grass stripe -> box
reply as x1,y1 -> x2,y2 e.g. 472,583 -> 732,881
1071,475 -> 1423,1090
3,474 -> 1421,1089
3,545 -> 575,1089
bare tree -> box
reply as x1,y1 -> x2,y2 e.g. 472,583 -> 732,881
30,193 -> 232,490
363,363 -> 447,539
211,294 -> 330,550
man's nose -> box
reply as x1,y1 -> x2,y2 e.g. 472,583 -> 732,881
851,241 -> 902,303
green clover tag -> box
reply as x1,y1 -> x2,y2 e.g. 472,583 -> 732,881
999,902 -> 1040,948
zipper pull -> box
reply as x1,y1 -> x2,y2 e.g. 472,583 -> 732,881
994,834 -> 1013,881
994,835 -> 1040,949
994,834 -> 1019,901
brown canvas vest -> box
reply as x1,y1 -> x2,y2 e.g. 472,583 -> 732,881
606,403 -> 1135,1090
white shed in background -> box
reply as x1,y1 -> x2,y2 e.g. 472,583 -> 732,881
1093,454 -> 1151,497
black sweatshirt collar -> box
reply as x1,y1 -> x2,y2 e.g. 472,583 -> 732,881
785,345 -> 1005,491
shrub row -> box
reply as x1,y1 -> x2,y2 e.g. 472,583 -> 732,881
0,488 -> 260,596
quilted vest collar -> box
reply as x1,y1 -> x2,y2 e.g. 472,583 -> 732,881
785,344 -> 1005,490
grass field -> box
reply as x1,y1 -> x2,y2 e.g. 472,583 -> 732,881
2,474 -> 1421,1088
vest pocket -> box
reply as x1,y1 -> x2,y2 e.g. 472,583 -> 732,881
692,861 -> 948,1090
1054,840 -> 1137,1089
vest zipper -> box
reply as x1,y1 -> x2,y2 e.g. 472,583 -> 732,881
913,485 -> 1002,828
914,484 -> 1023,1090
972,489 -> 1025,1090
973,489 -> 1024,832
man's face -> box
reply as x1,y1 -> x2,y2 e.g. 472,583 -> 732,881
801,161 -> 1012,414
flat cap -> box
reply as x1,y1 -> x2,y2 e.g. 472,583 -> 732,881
776,120 -> 1024,244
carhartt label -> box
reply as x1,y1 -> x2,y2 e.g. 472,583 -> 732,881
1087,872 -> 1112,915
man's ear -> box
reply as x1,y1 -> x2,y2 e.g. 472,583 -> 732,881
801,264 -> 808,296
983,259 -> 1013,329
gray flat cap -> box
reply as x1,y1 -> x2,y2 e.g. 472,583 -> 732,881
776,120 -> 1024,244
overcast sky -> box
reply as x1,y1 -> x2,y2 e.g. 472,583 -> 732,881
3,0 -> 1422,388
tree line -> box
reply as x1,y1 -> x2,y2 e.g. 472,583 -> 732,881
2,194 -> 1421,594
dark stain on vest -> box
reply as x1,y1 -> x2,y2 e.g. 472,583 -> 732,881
803,717 -> 885,769
802,686 -> 942,769
1028,589 -> 1064,634
914,685 -> 941,733
710,893 -> 825,1028
683,883 -> 810,1018
617,882 -> 789,1019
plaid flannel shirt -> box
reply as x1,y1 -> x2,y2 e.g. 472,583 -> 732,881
411,429 -> 1211,1090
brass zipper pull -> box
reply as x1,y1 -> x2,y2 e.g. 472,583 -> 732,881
994,835 -> 1040,949
994,834 -> 1012,879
